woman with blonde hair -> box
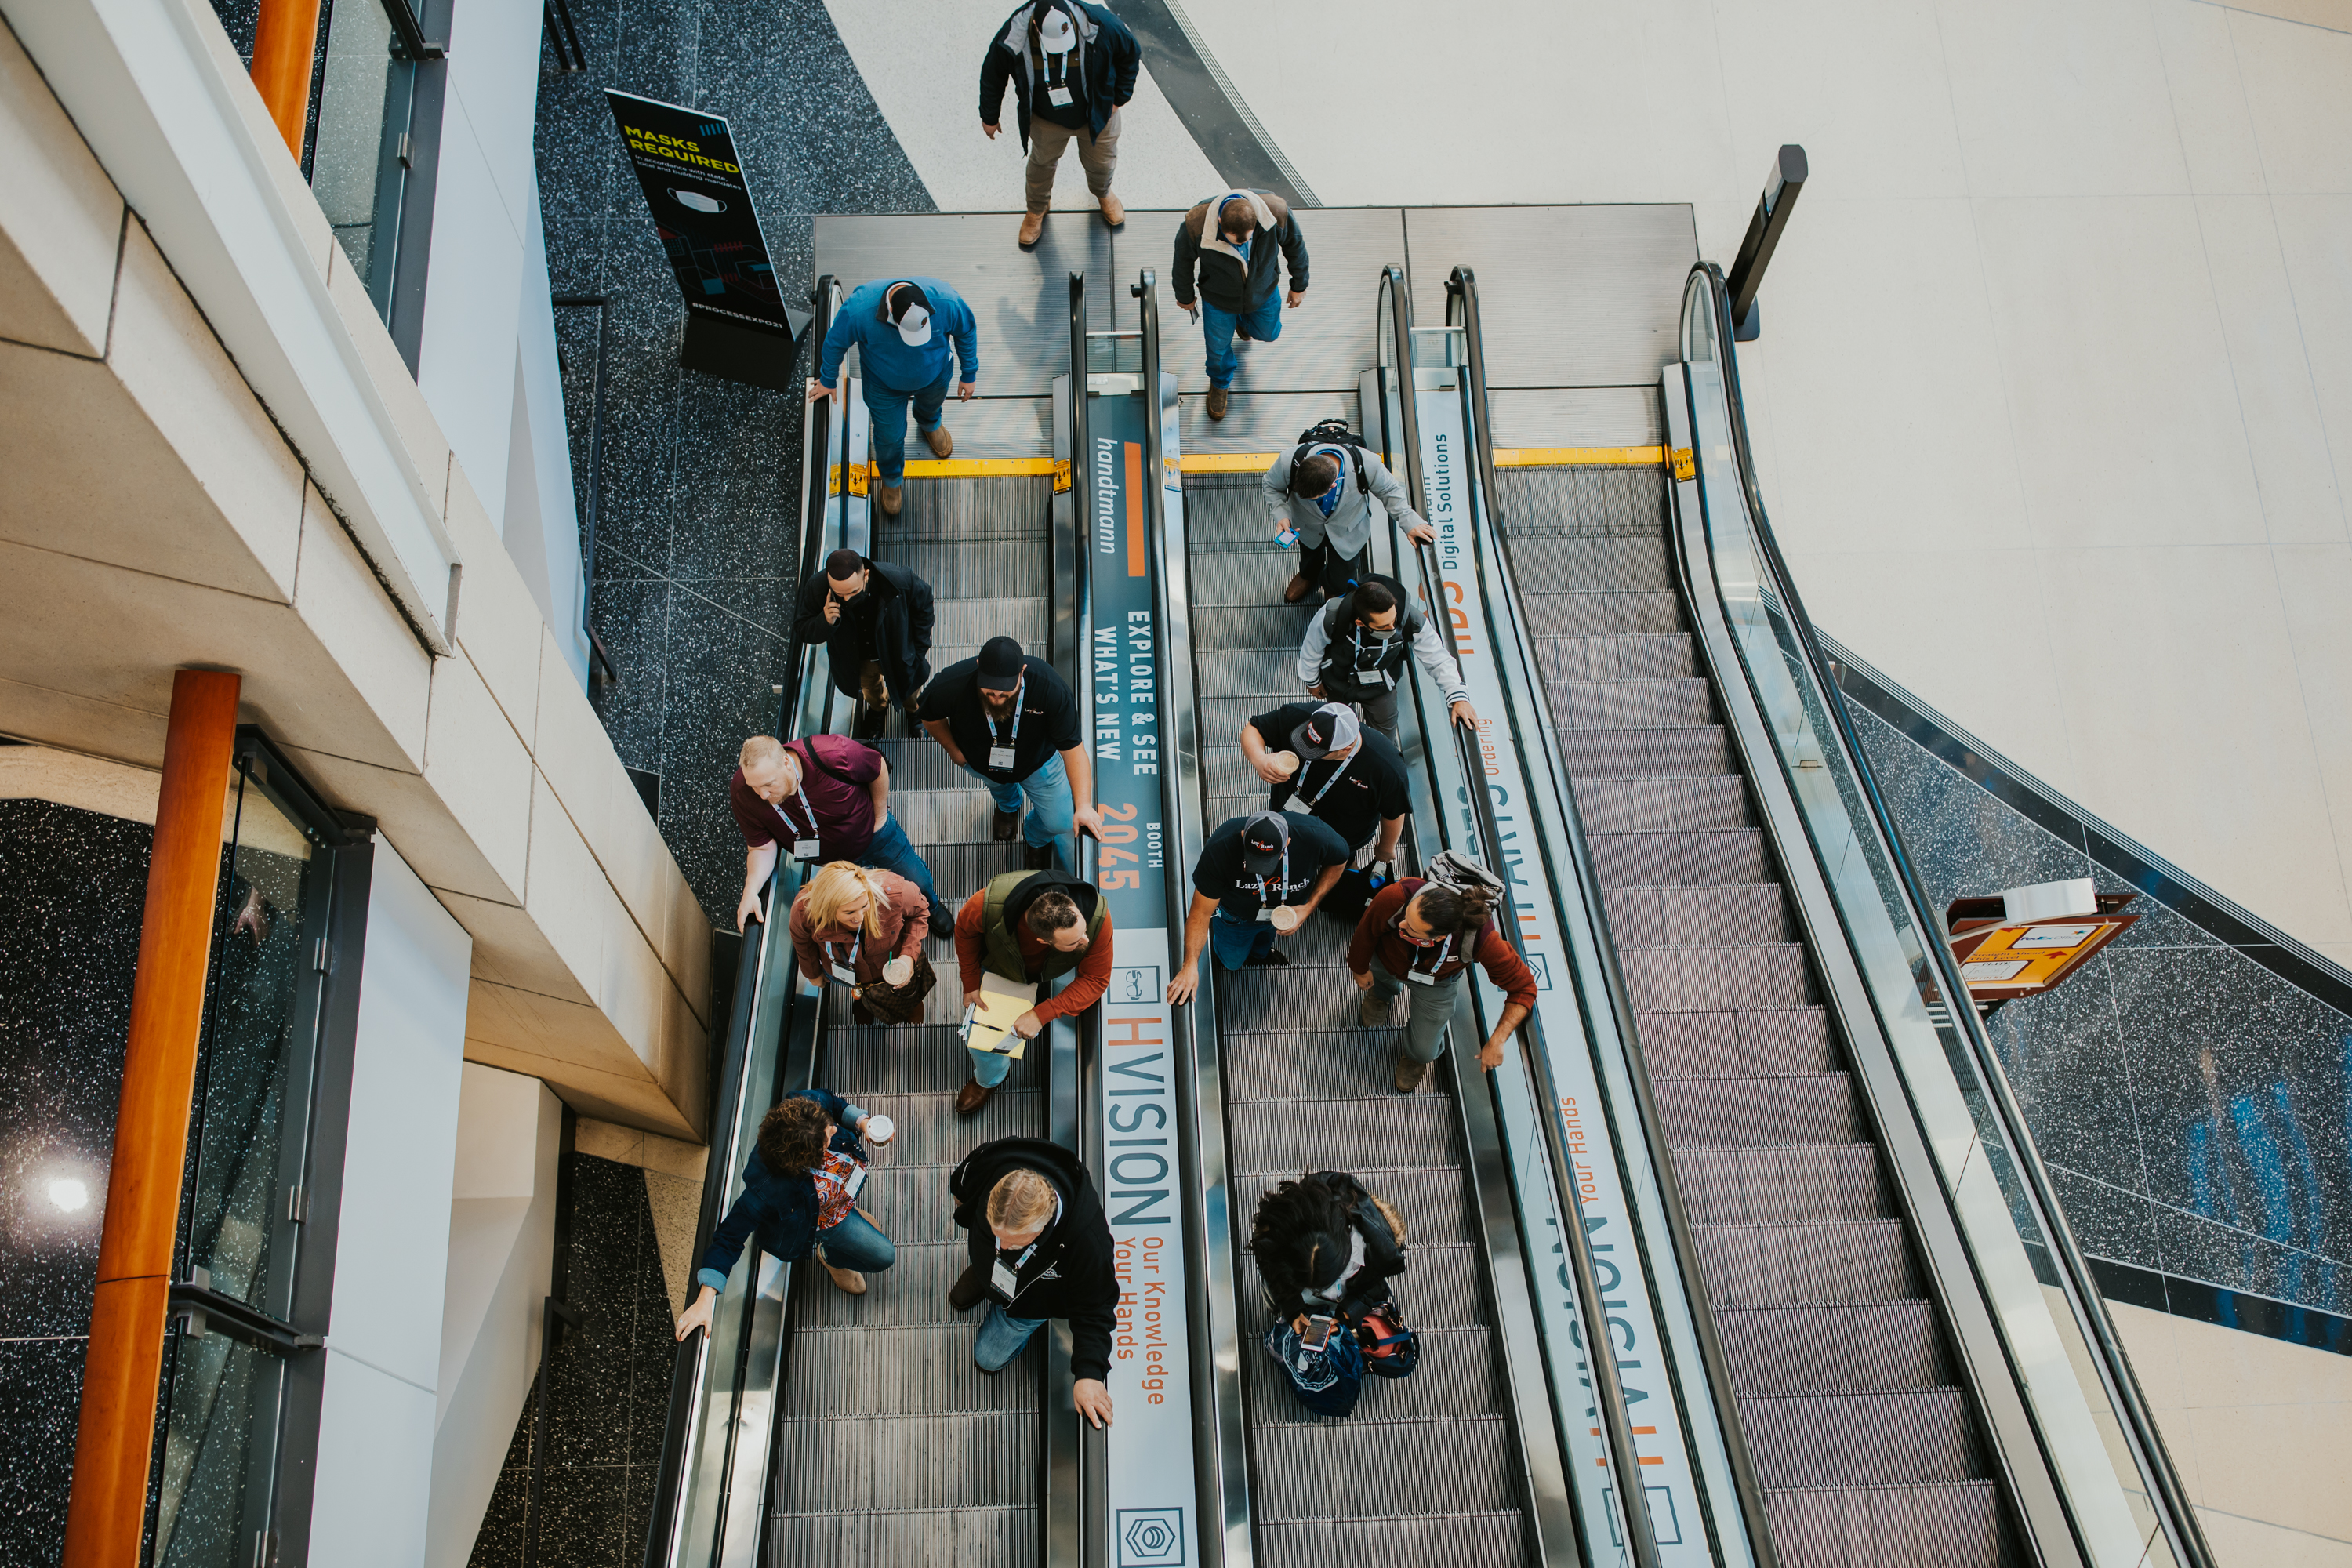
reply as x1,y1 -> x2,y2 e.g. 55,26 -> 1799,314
789,862 -> 931,1024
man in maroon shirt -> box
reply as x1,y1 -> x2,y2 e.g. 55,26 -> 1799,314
730,733 -> 952,934
1347,877 -> 1537,1093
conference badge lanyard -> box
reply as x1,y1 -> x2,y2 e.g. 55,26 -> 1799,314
827,929 -> 863,987
1401,919 -> 1457,986
1353,625 -> 1397,689
985,675 -> 1025,773
1281,753 -> 1352,818
781,749 -> 822,860
1253,842 -> 1291,924
1044,46 -> 1075,107
992,1235 -> 1044,1301
814,1149 -> 866,1203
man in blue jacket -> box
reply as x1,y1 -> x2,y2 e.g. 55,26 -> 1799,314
810,277 -> 980,517
675,1089 -> 895,1334
980,0 -> 1141,249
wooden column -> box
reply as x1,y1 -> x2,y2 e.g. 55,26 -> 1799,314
249,0 -> 325,162
64,670 -> 241,1568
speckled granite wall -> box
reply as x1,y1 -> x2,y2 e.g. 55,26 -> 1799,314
1849,701 -> 2352,1329
0,799 -> 154,1563
535,0 -> 933,928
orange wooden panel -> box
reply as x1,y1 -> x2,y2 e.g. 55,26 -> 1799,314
249,0 -> 325,160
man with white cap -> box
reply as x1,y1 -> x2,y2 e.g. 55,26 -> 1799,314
1171,189 -> 1309,422
1238,701 -> 1407,918
810,277 -> 979,517
980,0 -> 1141,249
1167,811 -> 1351,1004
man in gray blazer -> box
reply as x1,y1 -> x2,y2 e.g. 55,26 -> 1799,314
1260,437 -> 1436,604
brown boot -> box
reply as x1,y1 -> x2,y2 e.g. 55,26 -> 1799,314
1283,572 -> 1312,604
1098,191 -> 1125,227
1018,210 -> 1045,249
956,1077 -> 996,1116
1393,1051 -> 1428,1094
822,1260 -> 868,1295
877,482 -> 902,517
1206,387 -> 1229,421
1360,989 -> 1394,1028
924,423 -> 953,459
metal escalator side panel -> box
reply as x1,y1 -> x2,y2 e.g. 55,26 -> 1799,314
1667,292 -> 2190,1568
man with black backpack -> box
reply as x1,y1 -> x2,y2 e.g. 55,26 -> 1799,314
1261,421 -> 1434,604
1347,851 -> 1537,1093
1298,575 -> 1477,745
1248,1170 -> 1417,1417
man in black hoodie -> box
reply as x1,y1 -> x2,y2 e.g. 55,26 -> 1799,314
980,0 -> 1141,249
790,547 -> 935,740
948,1134 -> 1120,1428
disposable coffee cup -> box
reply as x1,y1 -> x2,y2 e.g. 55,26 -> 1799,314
1269,906 -> 1301,934
1271,751 -> 1301,778
883,955 -> 913,985
865,1114 -> 895,1145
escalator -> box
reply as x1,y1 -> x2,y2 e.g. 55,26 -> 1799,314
1439,253 -> 2220,1568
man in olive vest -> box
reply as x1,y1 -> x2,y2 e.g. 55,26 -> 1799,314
952,869 -> 1115,1114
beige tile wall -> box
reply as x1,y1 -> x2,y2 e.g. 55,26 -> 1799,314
2113,1301 -> 2352,1564
0,17 -> 710,1139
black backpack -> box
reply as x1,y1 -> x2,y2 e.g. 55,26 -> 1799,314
1292,419 -> 1371,495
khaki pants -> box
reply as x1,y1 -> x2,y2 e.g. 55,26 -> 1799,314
859,659 -> 890,709
1025,109 -> 1120,213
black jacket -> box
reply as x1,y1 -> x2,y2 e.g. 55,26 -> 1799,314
979,1 -> 1141,147
791,557 -> 935,709
1259,1170 -> 1407,1323
695,1090 -> 867,1283
950,1135 -> 1120,1382
1172,190 -> 1310,313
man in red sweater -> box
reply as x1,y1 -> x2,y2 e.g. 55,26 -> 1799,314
1347,877 -> 1536,1093
952,869 -> 1115,1112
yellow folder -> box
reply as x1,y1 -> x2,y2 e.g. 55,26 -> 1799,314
964,971 -> 1038,1058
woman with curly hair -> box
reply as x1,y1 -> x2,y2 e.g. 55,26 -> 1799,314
1248,1170 -> 1413,1416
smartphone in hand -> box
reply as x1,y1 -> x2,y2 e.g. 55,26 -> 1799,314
1301,1314 -> 1337,1352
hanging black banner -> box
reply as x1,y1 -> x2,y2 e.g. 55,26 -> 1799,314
604,89 -> 808,389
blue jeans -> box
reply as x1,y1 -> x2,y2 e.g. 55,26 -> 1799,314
864,368 -> 953,487
961,751 -> 1073,861
1208,906 -> 1278,969
860,811 -> 952,933
1202,295 -> 1284,389
974,1301 -> 1047,1371
815,1207 -> 896,1272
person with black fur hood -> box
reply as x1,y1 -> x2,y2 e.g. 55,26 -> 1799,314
980,0 -> 1141,249
1249,1170 -> 1414,1417
948,1136 -> 1121,1428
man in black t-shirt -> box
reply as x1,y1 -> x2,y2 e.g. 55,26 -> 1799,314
1166,811 -> 1350,1004
921,635 -> 1103,870
1239,702 -> 1406,917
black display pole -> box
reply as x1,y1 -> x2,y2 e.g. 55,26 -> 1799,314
604,90 -> 811,390
1725,143 -> 1807,343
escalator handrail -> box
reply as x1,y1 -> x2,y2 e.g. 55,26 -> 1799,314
1447,265 -> 1781,1568
1686,261 -> 2218,1568
641,276 -> 843,1568
1376,264 -> 1664,1568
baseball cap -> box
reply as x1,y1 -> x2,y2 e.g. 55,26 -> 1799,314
1290,702 -> 1362,761
824,547 -> 865,583
1241,812 -> 1288,877
1036,5 -> 1077,52
976,636 -> 1026,692
887,283 -> 933,347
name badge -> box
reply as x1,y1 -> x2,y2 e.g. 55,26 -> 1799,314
1405,967 -> 1439,986
830,961 -> 857,985
1255,906 -> 1277,923
792,837 -> 820,860
1279,793 -> 1307,815
991,1258 -> 1021,1298
1046,83 -> 1074,107
988,745 -> 1018,771
843,1164 -> 866,1200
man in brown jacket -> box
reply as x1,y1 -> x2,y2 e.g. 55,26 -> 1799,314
1171,189 -> 1310,421
1348,876 -> 1536,1094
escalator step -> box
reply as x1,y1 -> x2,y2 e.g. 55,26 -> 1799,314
1587,828 -> 1771,887
1653,1072 -> 1865,1145
786,1324 -> 1038,1417
930,594 -> 1048,652
1761,1479 -> 2006,1568
1250,1415 -> 1519,1521
818,1088 -> 1039,1167
1504,534 -> 1675,592
1193,604 -> 1319,649
1603,884 -> 1791,946
1618,942 -> 1815,1010
1737,1389 -> 1991,1486
1256,1513 -> 1533,1568
1223,1029 -> 1417,1101
1534,632 -> 1698,682
1635,1006 -> 1834,1075
1494,467 -> 1670,539
1696,1218 -> 1920,1305
1558,725 -> 1731,778
793,1241 -> 980,1326
1715,1301 -> 1951,1393
1191,554 -> 1301,611
1518,588 -> 1683,636
893,539 -> 1051,599
829,1024 -> 1046,1098
880,474 -> 1053,539
1227,1096 -> 1465,1174
1574,774 -> 1751,832
1196,646 -> 1307,695
775,1410 -> 1039,1511
1544,677 -> 1715,729
769,1508 -> 1040,1567
1670,1145 -> 1891,1224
